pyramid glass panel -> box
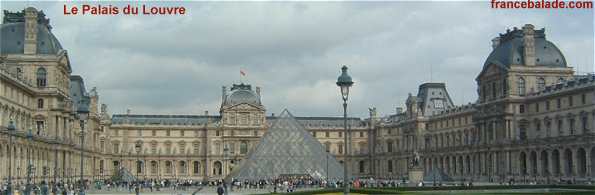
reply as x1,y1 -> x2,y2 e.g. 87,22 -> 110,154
230,109 -> 344,181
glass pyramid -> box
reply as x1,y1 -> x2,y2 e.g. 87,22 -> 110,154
229,109 -> 344,181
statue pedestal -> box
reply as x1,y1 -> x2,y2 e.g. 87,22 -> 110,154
408,166 -> 424,186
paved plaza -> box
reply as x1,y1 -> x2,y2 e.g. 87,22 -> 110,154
86,186 -> 322,195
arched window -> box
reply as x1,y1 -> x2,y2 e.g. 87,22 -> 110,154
240,141 -> 248,154
37,99 -> 44,109
338,143 -> 344,154
517,77 -> 526,96
36,68 -> 47,87
537,77 -> 546,91
151,161 -> 157,174
165,161 -> 172,174
179,161 -> 186,174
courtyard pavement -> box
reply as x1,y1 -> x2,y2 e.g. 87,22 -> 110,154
86,186 -> 321,195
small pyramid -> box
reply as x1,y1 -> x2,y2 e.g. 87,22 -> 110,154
229,109 -> 344,181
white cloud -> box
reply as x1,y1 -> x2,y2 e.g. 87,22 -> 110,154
1,1 -> 592,118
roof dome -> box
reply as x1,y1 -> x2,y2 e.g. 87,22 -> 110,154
1,9 -> 63,55
484,26 -> 567,69
227,89 -> 260,105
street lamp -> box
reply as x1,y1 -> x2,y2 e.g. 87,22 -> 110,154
25,127 -> 34,195
336,65 -> 353,195
326,149 -> 330,188
223,145 -> 229,195
135,143 -> 141,195
7,119 -> 17,195
77,102 -> 90,195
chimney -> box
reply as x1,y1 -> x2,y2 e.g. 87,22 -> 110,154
491,37 -> 501,50
24,7 -> 38,55
255,86 -> 261,97
396,107 -> 403,114
221,86 -> 227,102
522,24 -> 536,66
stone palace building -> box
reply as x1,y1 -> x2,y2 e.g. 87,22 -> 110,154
0,7 -> 593,184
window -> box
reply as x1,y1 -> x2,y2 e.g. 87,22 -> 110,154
36,68 -> 47,87
136,161 -> 143,174
568,96 -> 573,107
537,77 -> 546,91
215,130 -> 220,136
581,94 -> 586,104
545,120 -> 551,137
152,130 -> 156,136
388,160 -> 393,173
165,161 -> 172,174
151,161 -> 158,174
535,103 -> 540,113
193,161 -> 200,174
166,130 -> 171,136
546,101 -> 550,110
37,98 -> 44,109
325,142 -> 331,151
569,118 -> 575,135
519,104 -> 525,113
312,131 -> 317,137
517,77 -> 526,96
581,116 -> 588,133
502,79 -> 508,95
557,98 -> 561,109
325,131 -> 329,138
35,121 -> 44,135
339,132 -> 343,137
558,120 -> 563,135
359,161 -> 365,173
387,141 -> 393,153
240,141 -> 248,154
491,82 -> 497,99
253,130 -> 258,136
535,120 -> 541,131
338,143 -> 343,154
180,130 -> 185,136
360,131 -> 364,137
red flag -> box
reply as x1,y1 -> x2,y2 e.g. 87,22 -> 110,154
240,70 -> 246,76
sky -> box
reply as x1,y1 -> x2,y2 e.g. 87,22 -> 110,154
1,1 -> 593,118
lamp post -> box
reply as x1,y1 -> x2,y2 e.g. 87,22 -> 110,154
77,103 -> 89,195
7,119 -> 17,195
135,143 -> 141,195
25,127 -> 34,195
326,149 -> 329,188
223,145 -> 229,195
336,65 -> 353,195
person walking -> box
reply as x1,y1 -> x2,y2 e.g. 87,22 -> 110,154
216,185 -> 224,195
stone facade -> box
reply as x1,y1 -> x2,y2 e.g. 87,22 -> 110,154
0,7 -> 112,185
373,24 -> 595,183
108,84 -> 370,181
